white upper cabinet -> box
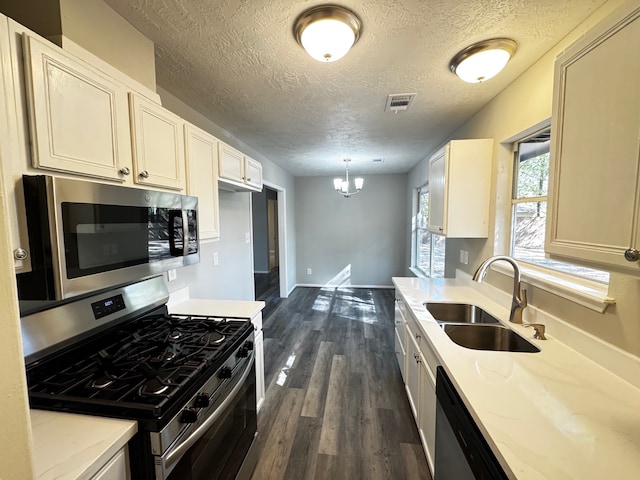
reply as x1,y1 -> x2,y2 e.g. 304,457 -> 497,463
546,4 -> 640,275
129,93 -> 185,191
184,123 -> 220,240
21,34 -> 133,182
244,156 -> 263,190
428,139 -> 493,237
218,142 -> 263,192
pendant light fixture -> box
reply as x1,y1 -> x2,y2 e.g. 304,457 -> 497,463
294,5 -> 362,62
450,38 -> 517,83
333,158 -> 364,198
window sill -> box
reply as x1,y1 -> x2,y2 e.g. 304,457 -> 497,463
491,262 -> 615,313
409,266 -> 424,278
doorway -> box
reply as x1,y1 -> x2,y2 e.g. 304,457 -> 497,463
252,187 -> 281,312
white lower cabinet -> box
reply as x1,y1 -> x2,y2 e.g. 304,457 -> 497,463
419,359 -> 437,471
396,291 -> 438,476
255,329 -> 265,412
394,299 -> 407,381
91,447 -> 130,480
251,312 -> 265,412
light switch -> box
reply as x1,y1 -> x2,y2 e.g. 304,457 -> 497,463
213,252 -> 219,266
167,269 -> 177,281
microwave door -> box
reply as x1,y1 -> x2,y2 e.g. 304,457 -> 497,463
169,209 -> 186,257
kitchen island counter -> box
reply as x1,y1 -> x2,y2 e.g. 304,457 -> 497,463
30,409 -> 137,480
394,276 -> 640,479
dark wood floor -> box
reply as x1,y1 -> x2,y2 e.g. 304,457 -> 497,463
254,267 -> 283,319
251,287 -> 431,480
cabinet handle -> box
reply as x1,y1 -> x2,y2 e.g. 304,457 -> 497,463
415,333 -> 421,340
119,167 -> 131,176
139,170 -> 150,179
414,354 -> 421,363
246,177 -> 251,182
624,248 -> 640,262
13,248 -> 28,260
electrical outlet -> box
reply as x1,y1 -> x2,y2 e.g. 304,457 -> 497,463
213,252 -> 219,266
307,268 -> 312,275
460,250 -> 469,265
245,232 -> 251,243
167,269 -> 177,281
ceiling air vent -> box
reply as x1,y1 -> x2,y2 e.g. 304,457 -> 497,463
385,93 -> 416,113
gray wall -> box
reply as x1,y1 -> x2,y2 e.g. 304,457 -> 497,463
251,189 -> 269,273
295,174 -> 407,287
157,87 -> 297,299
167,191 -> 255,300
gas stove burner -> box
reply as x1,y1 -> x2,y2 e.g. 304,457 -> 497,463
90,376 -> 114,389
154,350 -> 178,363
168,330 -> 183,341
201,331 -> 225,345
139,378 -> 172,397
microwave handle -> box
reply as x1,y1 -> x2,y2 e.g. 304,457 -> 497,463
168,210 -> 187,257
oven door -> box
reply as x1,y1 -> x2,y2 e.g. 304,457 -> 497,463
158,355 -> 258,480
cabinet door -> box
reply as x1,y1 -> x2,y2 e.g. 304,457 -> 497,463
244,156 -> 263,190
185,123 -> 220,239
547,5 -> 640,274
405,333 -> 421,418
218,143 -> 245,183
395,326 -> 406,382
428,148 -> 447,234
91,447 -> 129,480
129,93 -> 185,191
22,34 -> 132,182
254,330 -> 265,412
419,360 -> 436,474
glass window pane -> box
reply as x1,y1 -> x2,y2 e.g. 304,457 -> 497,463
512,201 -> 547,264
431,234 -> 446,277
516,151 -> 549,199
417,229 -> 431,274
417,190 -> 428,229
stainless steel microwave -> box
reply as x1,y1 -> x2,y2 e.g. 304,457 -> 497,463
16,175 -> 199,301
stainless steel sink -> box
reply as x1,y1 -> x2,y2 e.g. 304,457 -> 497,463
441,324 -> 540,353
425,302 -> 501,324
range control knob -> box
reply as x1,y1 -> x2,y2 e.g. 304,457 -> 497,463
237,347 -> 249,358
219,367 -> 232,379
194,393 -> 210,408
180,409 -> 198,424
243,340 -> 254,351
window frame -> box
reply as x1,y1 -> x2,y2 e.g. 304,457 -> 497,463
414,185 -> 445,278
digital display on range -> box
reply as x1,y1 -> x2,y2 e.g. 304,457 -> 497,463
91,294 -> 125,319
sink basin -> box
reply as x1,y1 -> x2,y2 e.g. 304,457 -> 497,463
425,302 -> 501,324
442,324 -> 540,353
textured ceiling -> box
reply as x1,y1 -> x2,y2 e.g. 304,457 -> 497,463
103,0 -> 606,176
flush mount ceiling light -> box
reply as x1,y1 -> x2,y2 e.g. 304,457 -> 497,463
450,38 -> 517,83
293,4 -> 362,62
333,158 -> 364,198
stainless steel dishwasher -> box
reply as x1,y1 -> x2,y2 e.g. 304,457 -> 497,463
434,367 -> 508,480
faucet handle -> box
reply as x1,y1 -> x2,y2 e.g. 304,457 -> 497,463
520,288 -> 528,308
524,323 -> 546,340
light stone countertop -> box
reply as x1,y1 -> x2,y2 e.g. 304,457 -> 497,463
30,409 -> 137,480
393,276 -> 640,480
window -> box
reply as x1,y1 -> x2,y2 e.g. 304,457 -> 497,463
415,186 -> 445,277
511,129 -> 608,283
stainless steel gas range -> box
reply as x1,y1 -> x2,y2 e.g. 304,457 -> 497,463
21,276 -> 259,480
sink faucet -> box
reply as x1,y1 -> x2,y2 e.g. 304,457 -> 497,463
472,256 -> 528,324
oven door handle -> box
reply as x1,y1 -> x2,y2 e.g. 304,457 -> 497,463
164,351 -> 255,470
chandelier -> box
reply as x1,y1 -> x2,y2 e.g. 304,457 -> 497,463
333,159 -> 364,198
